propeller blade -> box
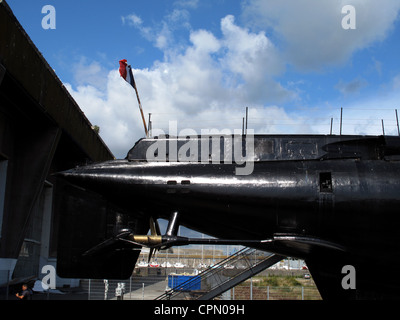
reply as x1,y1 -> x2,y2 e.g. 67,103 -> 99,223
155,219 -> 161,236
148,217 -> 161,262
82,230 -> 133,256
150,217 -> 157,236
82,238 -> 118,256
148,248 -> 154,263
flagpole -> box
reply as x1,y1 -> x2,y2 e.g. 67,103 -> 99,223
132,78 -> 149,138
119,59 -> 149,138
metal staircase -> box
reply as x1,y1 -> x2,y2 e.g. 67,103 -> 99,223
155,247 -> 285,300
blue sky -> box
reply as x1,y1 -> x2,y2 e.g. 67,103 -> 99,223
6,0 -> 400,158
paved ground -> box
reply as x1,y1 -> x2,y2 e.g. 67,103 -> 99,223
112,279 -> 168,300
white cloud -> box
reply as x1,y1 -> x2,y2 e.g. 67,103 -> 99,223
221,15 -> 283,81
65,61 -> 400,159
65,14 -> 304,158
122,8 -> 192,52
65,71 -> 145,158
65,2 -> 400,158
121,13 -> 143,27
72,57 -> 109,91
242,0 -> 400,71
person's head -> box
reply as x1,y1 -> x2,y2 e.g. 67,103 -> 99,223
22,284 -> 28,290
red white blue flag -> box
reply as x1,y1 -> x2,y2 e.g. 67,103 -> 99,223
119,59 -> 136,89
118,59 -> 149,137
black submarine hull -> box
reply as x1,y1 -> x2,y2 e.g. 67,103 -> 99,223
57,134 -> 400,299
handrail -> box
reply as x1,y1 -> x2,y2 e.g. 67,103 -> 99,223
155,247 -> 278,300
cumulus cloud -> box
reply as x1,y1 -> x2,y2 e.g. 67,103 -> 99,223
65,13 -> 304,158
220,15 -> 282,79
65,2 -> 400,158
242,0 -> 400,71
65,71 -> 143,157
122,8 -> 191,52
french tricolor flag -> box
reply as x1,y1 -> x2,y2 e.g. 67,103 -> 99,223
119,59 -> 137,89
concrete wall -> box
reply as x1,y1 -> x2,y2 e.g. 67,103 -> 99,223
0,1 -> 114,287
